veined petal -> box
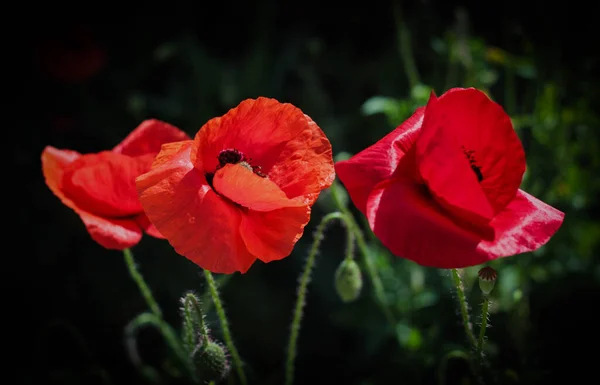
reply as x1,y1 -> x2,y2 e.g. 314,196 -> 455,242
480,190 -> 564,256
264,115 -> 334,204
212,163 -> 306,211
195,98 -> 319,177
61,151 -> 148,217
79,212 -> 143,250
42,146 -> 82,211
240,206 -> 311,262
416,88 -> 526,224
113,119 -> 190,157
366,179 -> 564,268
366,178 -> 488,268
42,146 -> 144,249
136,142 -> 255,274
335,107 -> 424,213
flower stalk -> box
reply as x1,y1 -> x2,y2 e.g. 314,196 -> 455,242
285,211 -> 345,385
203,270 -> 247,385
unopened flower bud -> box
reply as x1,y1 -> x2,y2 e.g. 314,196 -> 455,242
193,341 -> 230,383
335,259 -> 363,303
478,266 -> 497,295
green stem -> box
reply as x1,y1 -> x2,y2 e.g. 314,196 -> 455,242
203,270 -> 247,385
330,182 -> 396,326
125,312 -> 195,382
285,212 -> 345,385
393,0 -> 420,89
123,248 -> 162,319
451,269 -> 477,349
476,296 -> 490,365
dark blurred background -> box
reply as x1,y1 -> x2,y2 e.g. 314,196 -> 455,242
15,1 -> 599,384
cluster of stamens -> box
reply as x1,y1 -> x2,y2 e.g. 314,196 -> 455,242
461,146 -> 484,182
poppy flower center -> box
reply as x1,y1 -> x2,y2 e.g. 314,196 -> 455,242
462,146 -> 483,182
205,148 -> 266,188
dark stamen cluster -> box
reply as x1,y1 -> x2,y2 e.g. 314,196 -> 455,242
462,146 -> 484,182
205,148 -> 267,188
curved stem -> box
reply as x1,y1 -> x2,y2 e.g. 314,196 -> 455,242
285,211 -> 345,385
123,249 -> 162,319
203,270 -> 247,385
125,312 -> 195,382
476,296 -> 490,365
330,182 -> 397,326
451,269 -> 477,349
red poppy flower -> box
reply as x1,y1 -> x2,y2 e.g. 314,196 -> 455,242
136,97 -> 334,274
335,88 -> 564,268
42,120 -> 190,250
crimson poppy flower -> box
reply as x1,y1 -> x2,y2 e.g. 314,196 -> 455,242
136,97 -> 335,274
335,88 -> 564,268
42,120 -> 190,250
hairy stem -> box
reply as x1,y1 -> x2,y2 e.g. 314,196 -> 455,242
476,296 -> 490,366
285,211 -> 345,385
330,182 -> 396,326
451,269 -> 477,349
203,270 -> 247,385
123,248 -> 162,319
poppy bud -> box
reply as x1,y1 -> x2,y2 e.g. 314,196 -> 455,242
478,266 -> 497,295
335,259 -> 363,303
193,341 -> 230,383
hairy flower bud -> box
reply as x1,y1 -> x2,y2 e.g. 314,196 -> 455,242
335,259 -> 363,302
193,341 -> 230,383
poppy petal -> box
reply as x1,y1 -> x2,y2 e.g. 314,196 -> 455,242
263,115 -> 335,204
367,177 -> 488,268
42,146 -> 82,211
335,107 -> 425,213
79,212 -> 143,250
136,142 -> 256,274
480,190 -> 564,256
135,213 -> 164,239
61,151 -> 148,217
212,163 -> 306,211
440,89 -> 526,213
42,146 -> 144,249
416,90 -> 495,226
367,178 -> 564,268
113,119 -> 190,157
195,98 -> 316,176
240,206 -> 311,262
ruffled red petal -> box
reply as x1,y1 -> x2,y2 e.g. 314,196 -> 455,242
479,190 -> 564,257
366,176 -> 564,268
113,119 -> 190,157
136,141 -> 256,274
334,107 -> 425,213
79,212 -> 143,249
240,206 -> 311,262
212,163 -> 306,211
194,98 -> 334,202
61,151 -> 149,217
265,115 -> 335,204
42,146 -> 143,249
416,88 -> 526,224
135,213 -> 164,239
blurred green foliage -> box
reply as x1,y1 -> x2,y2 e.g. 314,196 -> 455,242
20,2 -> 599,385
